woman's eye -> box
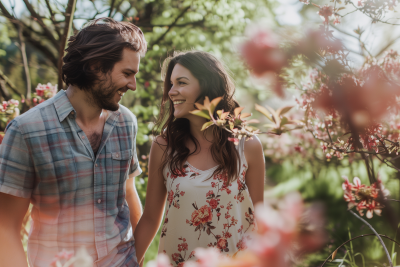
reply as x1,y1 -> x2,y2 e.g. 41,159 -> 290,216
179,82 -> 186,85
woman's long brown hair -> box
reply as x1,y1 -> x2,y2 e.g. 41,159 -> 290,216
154,51 -> 241,184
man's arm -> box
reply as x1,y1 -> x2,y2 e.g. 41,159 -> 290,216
0,193 -> 30,267
126,175 -> 142,232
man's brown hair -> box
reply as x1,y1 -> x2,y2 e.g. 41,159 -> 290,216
62,17 -> 147,90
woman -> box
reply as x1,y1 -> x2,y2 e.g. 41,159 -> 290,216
134,51 -> 265,266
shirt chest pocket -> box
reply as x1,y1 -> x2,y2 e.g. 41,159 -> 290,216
111,149 -> 133,185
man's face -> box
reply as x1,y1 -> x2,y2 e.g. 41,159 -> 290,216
90,48 -> 141,111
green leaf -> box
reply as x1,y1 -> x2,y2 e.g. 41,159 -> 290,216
201,121 -> 214,131
276,106 -> 294,116
210,97 -> 222,115
255,104 -> 273,122
280,116 -> 289,126
190,109 -> 211,120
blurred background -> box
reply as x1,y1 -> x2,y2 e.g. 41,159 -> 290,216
1,0 -> 400,265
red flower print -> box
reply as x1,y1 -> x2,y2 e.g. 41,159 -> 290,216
206,190 -> 214,197
168,190 -> 174,204
178,242 -> 188,252
180,191 -> 185,196
190,205 -> 213,226
236,239 -> 247,250
231,216 -> 238,225
220,205 -> 224,208
217,237 -> 228,250
177,263 -> 184,267
217,212 -> 221,217
211,182 -> 216,187
207,198 -> 219,209
224,232 -> 232,238
188,251 -> 195,259
172,253 -> 180,262
237,194 -> 245,203
171,168 -> 186,179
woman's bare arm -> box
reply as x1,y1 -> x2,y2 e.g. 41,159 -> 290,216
134,136 -> 168,264
244,136 -> 265,206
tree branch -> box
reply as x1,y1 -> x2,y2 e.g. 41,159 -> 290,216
17,24 -> 31,100
108,0 -> 117,17
149,5 -> 192,48
0,69 -> 23,97
57,0 -> 77,90
22,0 -> 59,49
44,0 -> 62,39
375,34 -> 400,58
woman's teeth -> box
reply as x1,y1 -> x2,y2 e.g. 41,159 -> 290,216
174,100 -> 185,105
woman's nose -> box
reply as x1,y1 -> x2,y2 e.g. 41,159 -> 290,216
168,86 -> 178,96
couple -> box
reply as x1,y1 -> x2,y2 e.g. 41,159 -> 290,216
0,18 -> 265,267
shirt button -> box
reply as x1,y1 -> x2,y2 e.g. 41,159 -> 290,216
95,164 -> 98,167
71,111 -> 74,115
97,199 -> 101,203
115,154 -> 119,158
82,135 -> 85,139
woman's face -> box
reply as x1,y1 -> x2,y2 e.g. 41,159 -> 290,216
168,64 -> 202,119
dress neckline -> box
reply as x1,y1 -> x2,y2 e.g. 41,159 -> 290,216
185,161 -> 219,173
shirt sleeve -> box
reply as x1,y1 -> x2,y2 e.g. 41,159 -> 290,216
128,116 -> 142,179
0,120 -> 35,198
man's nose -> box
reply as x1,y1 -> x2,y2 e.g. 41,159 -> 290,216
127,77 -> 137,91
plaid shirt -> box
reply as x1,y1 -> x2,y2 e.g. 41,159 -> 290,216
0,90 -> 142,267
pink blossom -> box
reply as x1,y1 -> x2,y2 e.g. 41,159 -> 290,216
318,5 -> 333,24
147,253 -> 172,267
240,26 -> 287,76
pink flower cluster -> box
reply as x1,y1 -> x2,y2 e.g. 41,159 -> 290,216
342,176 -> 390,218
33,83 -> 57,105
148,193 -> 326,267
0,99 -> 20,121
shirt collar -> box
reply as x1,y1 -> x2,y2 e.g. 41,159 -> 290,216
53,90 -> 76,122
53,90 -> 122,122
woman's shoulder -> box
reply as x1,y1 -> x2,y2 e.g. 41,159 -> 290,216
151,135 -> 168,152
243,136 -> 263,160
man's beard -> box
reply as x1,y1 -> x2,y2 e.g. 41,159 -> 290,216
88,77 -> 123,111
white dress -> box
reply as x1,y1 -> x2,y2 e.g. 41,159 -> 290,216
158,139 -> 256,267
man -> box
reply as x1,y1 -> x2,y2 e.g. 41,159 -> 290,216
0,18 -> 146,267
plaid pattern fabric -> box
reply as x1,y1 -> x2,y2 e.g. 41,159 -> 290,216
0,90 -> 141,267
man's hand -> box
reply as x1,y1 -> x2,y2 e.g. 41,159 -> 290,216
0,193 -> 30,267
125,175 -> 142,232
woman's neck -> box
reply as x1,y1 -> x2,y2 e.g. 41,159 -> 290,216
188,115 -> 214,143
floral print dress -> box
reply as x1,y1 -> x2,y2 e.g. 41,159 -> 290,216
158,139 -> 256,266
